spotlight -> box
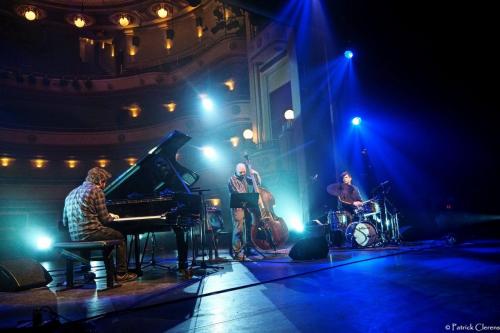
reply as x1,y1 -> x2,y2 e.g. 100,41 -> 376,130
200,94 -> 214,112
344,50 -> 354,59
36,236 -> 53,250
351,117 -> 362,126
201,146 -> 217,160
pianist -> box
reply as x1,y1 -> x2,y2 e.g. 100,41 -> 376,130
62,167 -> 137,282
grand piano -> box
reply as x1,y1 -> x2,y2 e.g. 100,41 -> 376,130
104,130 -> 201,274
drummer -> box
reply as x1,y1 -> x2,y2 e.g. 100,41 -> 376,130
336,171 -> 364,216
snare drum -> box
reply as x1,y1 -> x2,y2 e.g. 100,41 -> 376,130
356,199 -> 380,217
328,210 -> 351,231
345,221 -> 378,247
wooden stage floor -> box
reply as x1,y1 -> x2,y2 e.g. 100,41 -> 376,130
1,240 -> 499,332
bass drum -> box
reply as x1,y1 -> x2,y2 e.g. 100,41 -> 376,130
345,222 -> 378,248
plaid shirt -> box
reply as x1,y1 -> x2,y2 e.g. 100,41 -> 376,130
62,181 -> 114,241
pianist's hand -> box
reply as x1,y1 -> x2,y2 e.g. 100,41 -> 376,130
109,213 -> 120,220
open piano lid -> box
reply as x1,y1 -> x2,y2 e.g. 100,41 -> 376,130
104,130 -> 199,200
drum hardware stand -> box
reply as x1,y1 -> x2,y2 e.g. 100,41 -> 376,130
373,180 -> 400,245
190,189 -> 223,272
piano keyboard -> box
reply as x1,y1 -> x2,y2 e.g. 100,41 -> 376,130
114,215 -> 165,222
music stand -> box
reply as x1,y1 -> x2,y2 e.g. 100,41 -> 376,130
190,189 -> 224,273
230,193 -> 259,210
230,193 -> 264,259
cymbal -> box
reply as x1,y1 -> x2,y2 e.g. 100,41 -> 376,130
326,183 -> 343,196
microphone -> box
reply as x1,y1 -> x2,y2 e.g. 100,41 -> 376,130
380,180 -> 389,186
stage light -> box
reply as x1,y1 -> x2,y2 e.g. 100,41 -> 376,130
200,94 -> 214,112
243,129 -> 254,140
352,117 -> 362,126
344,50 -> 354,59
36,236 -> 53,250
284,109 -> 295,120
201,146 -> 217,159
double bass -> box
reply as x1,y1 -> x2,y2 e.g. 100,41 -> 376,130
244,155 -> 289,251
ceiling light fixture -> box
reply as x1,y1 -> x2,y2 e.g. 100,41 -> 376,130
165,29 -> 175,50
164,101 -> 176,112
157,6 -> 168,18
196,17 -> 203,38
74,15 -> 86,28
119,15 -> 130,27
24,8 -> 37,21
0,157 -> 14,167
17,5 -> 45,22
224,79 -> 235,91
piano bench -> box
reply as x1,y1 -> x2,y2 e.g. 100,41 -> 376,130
53,240 -> 122,290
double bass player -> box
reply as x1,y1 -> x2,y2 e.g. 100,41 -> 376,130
228,163 -> 262,261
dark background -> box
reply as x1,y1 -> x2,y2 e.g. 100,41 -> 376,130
323,0 -> 499,236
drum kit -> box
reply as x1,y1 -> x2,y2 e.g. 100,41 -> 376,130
326,181 -> 400,248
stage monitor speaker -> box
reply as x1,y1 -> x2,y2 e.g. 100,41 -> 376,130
0,258 -> 53,292
289,236 -> 329,260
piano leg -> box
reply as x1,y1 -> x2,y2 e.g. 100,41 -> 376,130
174,226 -> 188,270
126,234 -> 143,276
